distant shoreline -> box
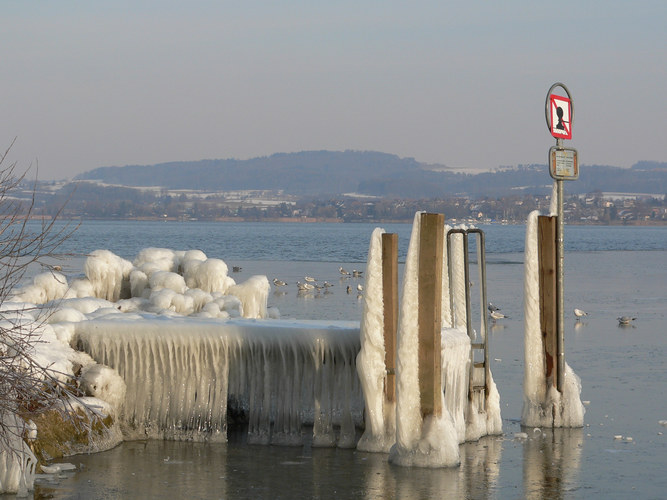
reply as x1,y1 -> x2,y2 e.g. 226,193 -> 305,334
27,215 -> 667,226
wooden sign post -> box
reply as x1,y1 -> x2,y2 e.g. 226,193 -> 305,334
418,213 -> 444,417
538,215 -> 558,387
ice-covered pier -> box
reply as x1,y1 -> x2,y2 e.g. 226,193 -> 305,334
74,318 -> 363,447
2,207 -> 590,493
65,212 -> 504,468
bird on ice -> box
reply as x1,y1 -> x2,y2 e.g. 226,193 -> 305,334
339,266 -> 351,276
357,283 -> 363,292
574,308 -> 588,319
297,282 -> 315,291
489,310 -> 508,321
352,270 -> 363,278
304,276 -> 317,282
488,303 -> 501,313
617,316 -> 636,326
273,278 -> 287,287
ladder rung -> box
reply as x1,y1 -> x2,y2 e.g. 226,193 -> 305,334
471,343 -> 485,349
471,385 -> 486,391
473,362 -> 485,369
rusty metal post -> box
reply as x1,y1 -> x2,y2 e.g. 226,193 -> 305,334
382,232 -> 398,402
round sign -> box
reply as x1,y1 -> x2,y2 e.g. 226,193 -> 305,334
545,82 -> 574,140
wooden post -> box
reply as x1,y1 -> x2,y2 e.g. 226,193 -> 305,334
538,216 -> 558,388
382,233 -> 398,403
418,213 -> 444,417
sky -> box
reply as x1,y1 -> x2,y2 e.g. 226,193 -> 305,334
2,1 -> 666,180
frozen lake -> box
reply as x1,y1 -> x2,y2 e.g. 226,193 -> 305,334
24,221 -> 667,499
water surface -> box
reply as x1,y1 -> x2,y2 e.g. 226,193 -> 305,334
26,222 -> 667,499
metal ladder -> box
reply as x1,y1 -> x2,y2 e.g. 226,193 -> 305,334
446,228 -> 489,411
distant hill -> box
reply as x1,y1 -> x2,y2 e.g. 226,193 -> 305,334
74,151 -> 667,198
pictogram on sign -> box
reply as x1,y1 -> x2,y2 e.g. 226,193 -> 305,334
550,94 -> 572,140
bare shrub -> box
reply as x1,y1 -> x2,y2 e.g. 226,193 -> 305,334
0,140 -> 83,458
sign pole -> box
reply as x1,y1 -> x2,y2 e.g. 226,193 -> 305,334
545,83 -> 576,394
556,149 -> 565,392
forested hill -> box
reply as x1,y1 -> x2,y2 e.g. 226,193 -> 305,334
74,151 -> 667,198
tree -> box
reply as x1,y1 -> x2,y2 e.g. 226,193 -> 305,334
0,140 -> 85,493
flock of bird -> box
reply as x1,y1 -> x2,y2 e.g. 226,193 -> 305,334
574,308 -> 636,326
271,266 -> 365,297
272,272 -> 637,326
488,303 -> 636,327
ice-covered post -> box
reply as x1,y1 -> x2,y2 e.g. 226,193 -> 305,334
519,83 -> 585,429
538,215 -> 558,387
382,233 -> 398,402
545,82 -> 578,392
417,213 -> 444,417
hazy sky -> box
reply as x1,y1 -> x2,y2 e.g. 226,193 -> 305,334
3,1 -> 666,180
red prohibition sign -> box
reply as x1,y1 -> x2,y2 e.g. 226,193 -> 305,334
545,82 -> 574,140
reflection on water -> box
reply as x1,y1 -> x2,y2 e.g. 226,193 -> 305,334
36,432 -> 509,499
459,437 -> 503,499
573,320 -> 587,332
522,428 -> 584,500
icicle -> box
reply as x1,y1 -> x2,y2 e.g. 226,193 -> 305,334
441,329 -> 471,443
312,339 -> 336,447
74,318 -> 362,444
356,227 -> 395,452
389,212 -> 460,468
0,413 -> 37,496
449,231 -> 467,330
440,224 -> 453,329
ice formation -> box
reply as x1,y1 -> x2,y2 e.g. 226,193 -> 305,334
11,247 -> 268,320
448,230 -> 468,330
74,317 -> 363,445
0,304 -> 123,495
0,413 -> 36,497
389,213 -> 460,467
1,247 -> 277,493
356,228 -> 396,452
521,210 -> 585,428
1,220 -> 508,490
355,214 -> 501,467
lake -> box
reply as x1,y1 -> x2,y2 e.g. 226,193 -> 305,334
27,220 -> 667,499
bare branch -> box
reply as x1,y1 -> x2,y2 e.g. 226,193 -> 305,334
0,141 -> 89,459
